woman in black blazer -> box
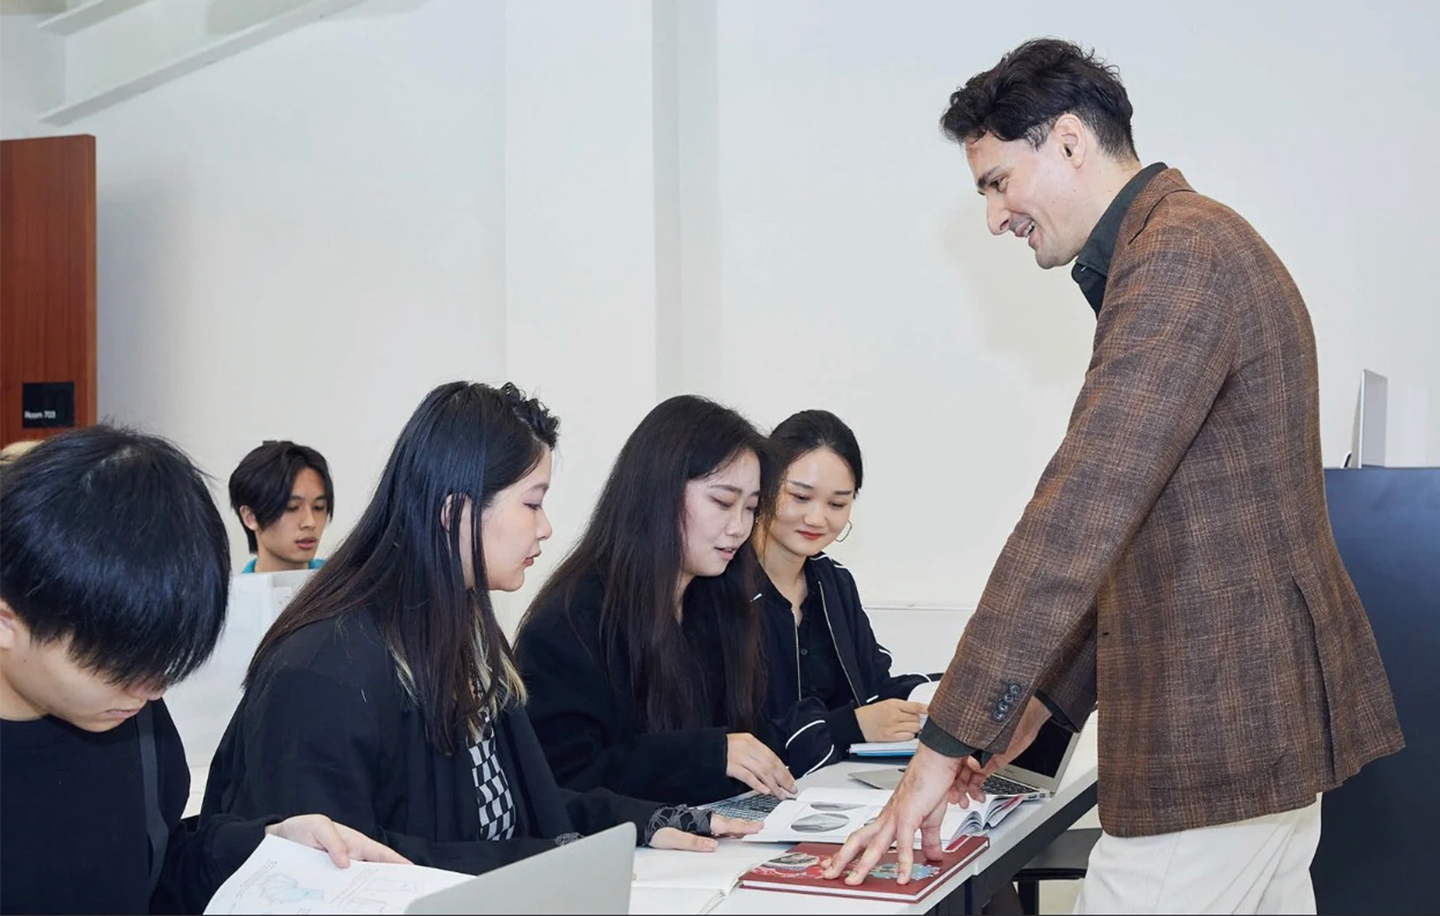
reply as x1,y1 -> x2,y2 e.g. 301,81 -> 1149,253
202,382 -> 754,874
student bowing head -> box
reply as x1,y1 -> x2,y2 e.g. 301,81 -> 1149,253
0,426 -> 229,731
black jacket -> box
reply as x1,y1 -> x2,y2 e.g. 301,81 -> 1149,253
517,572 -> 779,806
760,552 -> 935,775
200,608 -> 659,874
0,701 -> 268,915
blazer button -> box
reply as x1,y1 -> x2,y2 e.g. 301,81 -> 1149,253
1006,683 -> 1021,697
992,711 -> 1006,722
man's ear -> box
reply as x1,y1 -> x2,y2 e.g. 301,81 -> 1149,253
1052,112 -> 1088,168
239,506 -> 261,533
0,600 -> 23,650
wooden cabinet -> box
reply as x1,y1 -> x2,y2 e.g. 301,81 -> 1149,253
1,134 -> 97,447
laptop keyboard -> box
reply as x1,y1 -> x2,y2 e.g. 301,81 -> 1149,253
982,774 -> 1039,796
702,793 -> 784,820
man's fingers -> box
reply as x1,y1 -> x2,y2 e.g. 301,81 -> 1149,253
919,817 -> 944,863
822,822 -> 874,879
845,821 -> 895,886
894,825 -> 916,885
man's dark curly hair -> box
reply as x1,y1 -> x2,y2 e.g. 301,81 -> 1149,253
941,38 -> 1138,161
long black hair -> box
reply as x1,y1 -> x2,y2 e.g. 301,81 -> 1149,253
0,425 -> 229,688
249,382 -> 558,754
522,394 -> 775,733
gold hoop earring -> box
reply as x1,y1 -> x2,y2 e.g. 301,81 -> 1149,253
835,520 -> 853,542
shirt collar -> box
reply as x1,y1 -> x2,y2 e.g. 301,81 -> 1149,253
1070,161 -> 1167,315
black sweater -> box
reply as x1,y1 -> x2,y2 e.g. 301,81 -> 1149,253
760,552 -> 936,774
200,608 -> 660,875
517,572 -> 778,806
0,702 -> 268,915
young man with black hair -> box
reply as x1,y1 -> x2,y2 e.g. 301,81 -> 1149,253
827,38 -> 1402,913
228,440 -> 333,573
0,427 -> 404,915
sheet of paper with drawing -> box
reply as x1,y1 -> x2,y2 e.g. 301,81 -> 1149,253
204,835 -> 471,915
743,787 -> 997,849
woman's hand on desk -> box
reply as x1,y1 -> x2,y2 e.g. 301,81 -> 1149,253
649,814 -> 764,853
725,732 -> 797,799
266,815 -> 411,867
856,699 -> 928,742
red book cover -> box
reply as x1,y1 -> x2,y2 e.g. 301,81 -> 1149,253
737,835 -> 990,903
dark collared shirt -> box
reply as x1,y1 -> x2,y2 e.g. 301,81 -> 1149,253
1070,162 -> 1167,315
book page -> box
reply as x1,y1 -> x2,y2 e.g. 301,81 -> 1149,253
204,835 -> 472,915
743,787 -> 972,848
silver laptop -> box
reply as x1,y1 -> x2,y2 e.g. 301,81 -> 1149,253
850,719 -> 1082,800
403,823 -> 635,914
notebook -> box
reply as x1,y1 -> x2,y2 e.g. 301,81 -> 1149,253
737,836 -> 989,903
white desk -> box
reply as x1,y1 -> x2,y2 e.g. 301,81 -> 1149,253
674,722 -> 1098,915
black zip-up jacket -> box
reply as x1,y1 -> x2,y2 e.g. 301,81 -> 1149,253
517,571 -> 781,806
200,608 -> 659,874
760,552 -> 936,776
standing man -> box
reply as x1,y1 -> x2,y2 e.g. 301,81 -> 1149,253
826,39 -> 1402,913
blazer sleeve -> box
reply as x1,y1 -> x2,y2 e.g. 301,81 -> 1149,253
927,224 -> 1238,754
517,611 -> 739,806
215,662 -> 557,875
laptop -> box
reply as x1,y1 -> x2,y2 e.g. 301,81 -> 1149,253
850,718 -> 1082,800
402,823 -> 635,914
699,789 -> 787,821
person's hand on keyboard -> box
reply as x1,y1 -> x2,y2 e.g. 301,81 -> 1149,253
726,732 -> 797,799
855,699 -> 929,742
953,696 -> 1050,805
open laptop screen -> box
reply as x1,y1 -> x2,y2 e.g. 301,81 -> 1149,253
1005,718 -> 1074,782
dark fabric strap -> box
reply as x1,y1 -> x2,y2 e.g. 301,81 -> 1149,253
137,704 -> 169,897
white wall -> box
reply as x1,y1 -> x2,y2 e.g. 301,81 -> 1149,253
9,0 -> 510,577
3,0 -> 1437,651
0,11 -> 64,138
699,0 -> 1440,608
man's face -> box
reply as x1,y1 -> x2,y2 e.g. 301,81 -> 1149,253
0,602 -> 164,732
965,128 -> 1090,269
244,467 -> 329,571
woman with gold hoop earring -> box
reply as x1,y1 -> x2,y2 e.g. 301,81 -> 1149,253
749,410 -> 938,779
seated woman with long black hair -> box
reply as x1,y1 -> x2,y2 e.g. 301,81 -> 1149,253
516,394 -> 799,806
202,382 -> 756,874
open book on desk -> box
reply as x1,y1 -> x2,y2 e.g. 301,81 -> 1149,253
743,787 -> 1016,849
